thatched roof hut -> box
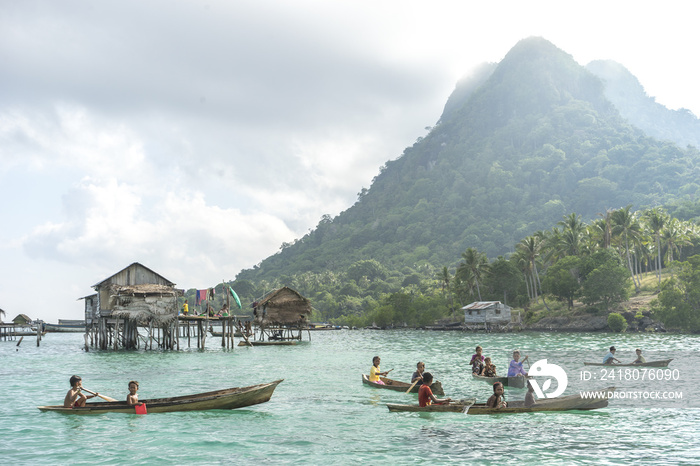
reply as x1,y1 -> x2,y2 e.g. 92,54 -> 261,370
13,313 -> 32,325
109,283 -> 182,325
253,287 -> 311,327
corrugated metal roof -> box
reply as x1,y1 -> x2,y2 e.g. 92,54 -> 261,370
461,301 -> 501,310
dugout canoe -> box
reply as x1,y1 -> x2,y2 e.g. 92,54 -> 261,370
361,374 -> 445,396
583,359 -> 672,367
38,380 -> 282,414
386,387 -> 614,413
237,340 -> 298,346
471,373 -> 527,389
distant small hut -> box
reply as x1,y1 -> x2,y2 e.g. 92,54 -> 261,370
13,313 -> 33,325
251,287 -> 311,342
85,262 -> 183,350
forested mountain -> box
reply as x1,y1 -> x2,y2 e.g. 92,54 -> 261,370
236,37 -> 700,286
587,59 -> 700,149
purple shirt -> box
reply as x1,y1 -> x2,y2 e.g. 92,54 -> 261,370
507,359 -> 526,377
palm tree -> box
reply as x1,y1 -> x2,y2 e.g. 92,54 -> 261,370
557,213 -> 586,257
611,205 -> 642,292
643,207 -> 668,287
457,248 -> 489,301
517,235 -> 544,302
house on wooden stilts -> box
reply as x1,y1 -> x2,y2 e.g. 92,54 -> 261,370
246,287 -> 311,344
84,263 -> 183,350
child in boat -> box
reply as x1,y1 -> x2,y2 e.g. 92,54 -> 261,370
507,350 -> 528,377
486,381 -> 507,409
418,372 -> 452,407
63,375 -> 98,408
369,356 -> 390,384
632,348 -> 646,364
603,346 -> 621,365
411,361 -> 425,385
482,357 -> 497,377
126,380 -> 143,406
524,380 -> 536,407
470,346 -> 485,374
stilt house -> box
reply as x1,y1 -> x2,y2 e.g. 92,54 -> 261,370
85,262 -> 183,350
251,287 -> 311,341
462,301 -> 513,325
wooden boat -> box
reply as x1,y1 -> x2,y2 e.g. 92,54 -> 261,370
209,327 -> 243,337
386,387 -> 614,413
583,359 -> 672,367
44,320 -> 86,333
472,373 -> 527,389
361,374 -> 445,396
38,380 -> 282,414
237,340 -> 298,346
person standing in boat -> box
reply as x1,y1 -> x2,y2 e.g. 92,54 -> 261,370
470,346 -> 485,374
632,348 -> 646,364
507,350 -> 528,377
418,372 -> 451,407
411,361 -> 426,386
369,356 -> 391,385
603,346 -> 621,365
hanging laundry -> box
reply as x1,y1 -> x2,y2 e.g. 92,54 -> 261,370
207,288 -> 215,300
196,289 -> 207,304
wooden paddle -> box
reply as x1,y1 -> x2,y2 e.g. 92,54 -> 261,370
405,374 -> 422,394
82,387 -> 117,402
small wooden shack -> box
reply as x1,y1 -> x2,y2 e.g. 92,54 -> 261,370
13,313 -> 33,325
250,287 -> 311,342
462,301 -> 514,327
85,262 -> 183,350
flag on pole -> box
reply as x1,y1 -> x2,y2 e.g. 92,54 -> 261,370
229,286 -> 242,309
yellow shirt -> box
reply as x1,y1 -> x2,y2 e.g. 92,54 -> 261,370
183,303 -> 189,315
369,365 -> 382,382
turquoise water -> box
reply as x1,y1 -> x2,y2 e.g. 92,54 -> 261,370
2,330 -> 699,465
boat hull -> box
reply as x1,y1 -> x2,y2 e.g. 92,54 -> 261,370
583,359 -> 672,367
362,374 -> 445,396
237,340 -> 298,346
472,373 -> 527,389
387,388 -> 613,413
38,380 -> 282,414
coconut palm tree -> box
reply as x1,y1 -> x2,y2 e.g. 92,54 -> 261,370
643,207 -> 668,287
457,248 -> 489,301
611,205 -> 642,292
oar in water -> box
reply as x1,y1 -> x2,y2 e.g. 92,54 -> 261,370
81,387 -> 117,402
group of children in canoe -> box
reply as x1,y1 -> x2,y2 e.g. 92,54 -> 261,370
369,347 -> 536,410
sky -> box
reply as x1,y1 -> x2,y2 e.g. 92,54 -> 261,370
1,0 -> 699,323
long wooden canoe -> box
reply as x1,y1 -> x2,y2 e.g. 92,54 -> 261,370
362,374 -> 445,396
471,373 -> 527,389
583,359 -> 672,367
38,380 -> 282,414
387,387 -> 614,413
237,340 -> 298,346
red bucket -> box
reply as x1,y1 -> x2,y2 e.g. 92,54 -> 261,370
135,403 -> 147,415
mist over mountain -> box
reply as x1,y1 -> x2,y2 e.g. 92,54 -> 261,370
586,59 -> 700,149
237,37 -> 700,283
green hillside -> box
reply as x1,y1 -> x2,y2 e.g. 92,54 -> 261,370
237,37 -> 700,281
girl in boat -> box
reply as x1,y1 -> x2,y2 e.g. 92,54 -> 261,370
470,346 -> 485,374
486,381 -> 507,409
127,380 -> 143,407
507,350 -> 528,377
369,356 -> 390,384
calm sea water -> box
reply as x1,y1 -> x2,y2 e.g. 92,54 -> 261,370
2,330 -> 699,465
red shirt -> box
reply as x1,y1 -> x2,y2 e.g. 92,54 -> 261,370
418,384 -> 433,407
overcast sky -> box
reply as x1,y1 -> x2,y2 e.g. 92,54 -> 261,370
1,0 -> 698,323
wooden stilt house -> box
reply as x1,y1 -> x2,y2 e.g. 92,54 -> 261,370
84,262 -> 183,350
250,287 -> 312,342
